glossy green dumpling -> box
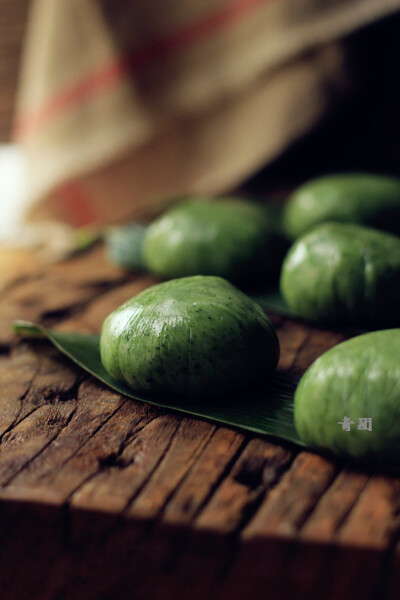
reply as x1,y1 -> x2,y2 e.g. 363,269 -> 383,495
142,198 -> 287,285
283,173 -> 400,239
100,276 -> 279,398
294,330 -> 400,464
280,223 -> 400,327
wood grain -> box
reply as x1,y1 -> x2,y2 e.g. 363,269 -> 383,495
0,243 -> 399,599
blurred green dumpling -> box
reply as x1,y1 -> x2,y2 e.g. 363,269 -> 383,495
142,198 -> 287,286
280,223 -> 400,327
294,330 -> 400,464
100,275 -> 279,398
283,173 -> 400,239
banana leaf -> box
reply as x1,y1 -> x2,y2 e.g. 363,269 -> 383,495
12,321 -> 400,475
13,320 -> 302,446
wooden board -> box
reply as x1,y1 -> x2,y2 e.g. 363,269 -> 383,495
0,243 -> 400,600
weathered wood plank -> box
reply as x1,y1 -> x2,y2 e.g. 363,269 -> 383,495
300,468 -> 369,542
0,342 -> 79,449
70,411 -> 180,513
337,476 -> 400,548
0,346 -> 39,437
0,401 -> 76,487
0,264 -> 388,548
195,438 -> 293,533
0,242 -> 399,600
163,427 -> 245,525
126,418 -> 216,519
2,380 -> 127,497
4,393 -> 158,502
243,452 -> 337,539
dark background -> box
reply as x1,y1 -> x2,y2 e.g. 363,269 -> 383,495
246,10 -> 400,188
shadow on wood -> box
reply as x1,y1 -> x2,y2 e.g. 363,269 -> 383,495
0,496 -> 392,600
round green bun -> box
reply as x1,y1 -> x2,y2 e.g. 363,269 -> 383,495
100,275 -> 279,398
141,198 -> 288,285
280,223 -> 400,327
294,330 -> 400,464
283,173 -> 400,239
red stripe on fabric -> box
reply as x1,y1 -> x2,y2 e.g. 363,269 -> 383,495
56,181 -> 98,226
15,0 -> 275,138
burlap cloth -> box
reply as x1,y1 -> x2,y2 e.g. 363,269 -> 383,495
14,0 -> 400,227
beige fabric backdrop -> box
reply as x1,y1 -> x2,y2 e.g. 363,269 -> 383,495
15,0 -> 400,225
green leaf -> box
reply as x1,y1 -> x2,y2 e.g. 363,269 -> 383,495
12,320 -> 400,474
71,226 -> 103,254
13,320 -> 303,446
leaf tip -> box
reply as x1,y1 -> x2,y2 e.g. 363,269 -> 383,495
12,320 -> 45,338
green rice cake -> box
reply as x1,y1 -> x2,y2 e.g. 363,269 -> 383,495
283,174 -> 400,239
294,330 -> 400,464
100,275 -> 279,398
280,223 -> 400,327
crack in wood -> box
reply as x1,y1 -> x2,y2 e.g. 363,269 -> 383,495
0,366 -> 40,443
330,474 -> 371,537
122,416 -> 182,514
0,356 -> 83,446
0,405 -> 78,489
147,423 -> 217,519
96,414 -> 160,471
297,469 -> 341,532
167,432 -> 249,525
40,402 -> 167,511
0,405 -> 45,446
235,452 -> 298,536
39,398 -> 130,478
51,416 -> 184,564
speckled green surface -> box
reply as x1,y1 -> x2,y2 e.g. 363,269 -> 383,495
100,276 -> 279,398
280,223 -> 400,327
283,173 -> 400,239
142,198 -> 288,286
294,330 -> 400,463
